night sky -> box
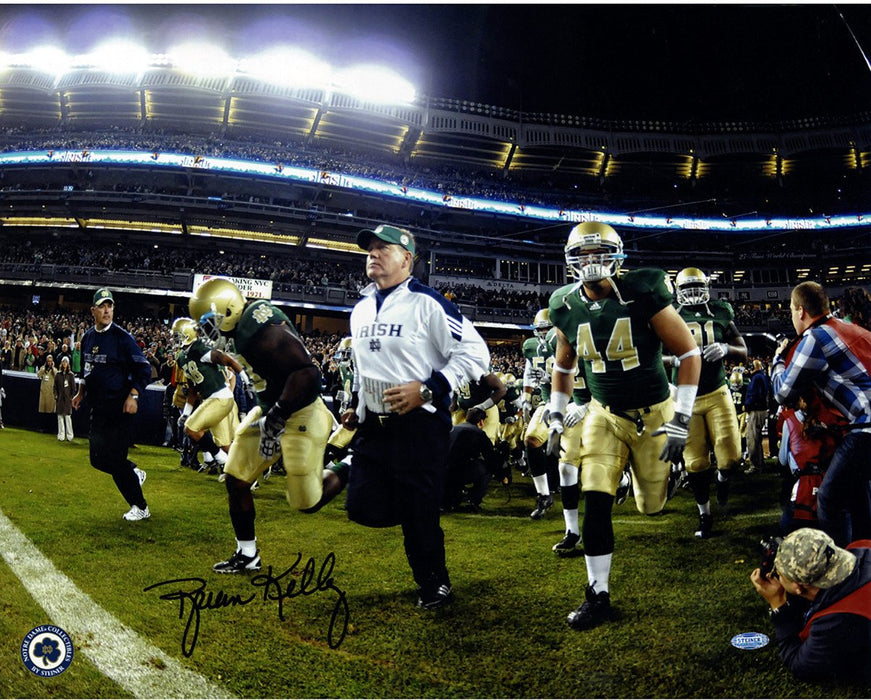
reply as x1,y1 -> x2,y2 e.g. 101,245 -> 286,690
2,3 -> 871,122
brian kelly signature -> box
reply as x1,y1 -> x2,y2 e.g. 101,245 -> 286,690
144,552 -> 349,657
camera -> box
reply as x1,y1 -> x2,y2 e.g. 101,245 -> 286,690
759,536 -> 783,578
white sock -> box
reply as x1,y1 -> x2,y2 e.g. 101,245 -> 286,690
215,450 -> 228,465
532,474 -> 549,496
698,501 -> 711,515
564,508 -> 579,534
585,553 -> 613,594
237,539 -> 257,557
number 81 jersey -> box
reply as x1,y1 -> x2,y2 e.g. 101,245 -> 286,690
673,298 -> 735,395
548,268 -> 672,412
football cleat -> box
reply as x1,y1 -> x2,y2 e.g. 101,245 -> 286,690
122,505 -> 150,521
416,583 -> 454,611
552,531 -> 581,554
530,494 -> 554,520
615,466 -> 632,505
695,513 -> 713,539
134,467 -> 147,487
567,585 -> 615,631
213,549 -> 261,574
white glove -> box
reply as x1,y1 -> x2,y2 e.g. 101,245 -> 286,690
545,413 -> 564,457
335,390 -> 350,412
522,400 -> 533,423
238,370 -> 258,406
564,402 -> 588,428
652,413 -> 690,463
702,343 -> 728,363
258,404 -> 286,460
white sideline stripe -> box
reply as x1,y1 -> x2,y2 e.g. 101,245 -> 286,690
0,507 -> 234,699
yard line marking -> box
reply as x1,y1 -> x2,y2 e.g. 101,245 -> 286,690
0,507 -> 234,699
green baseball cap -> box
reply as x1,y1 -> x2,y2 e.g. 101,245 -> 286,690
356,224 -> 415,255
93,287 -> 115,306
774,528 -> 857,588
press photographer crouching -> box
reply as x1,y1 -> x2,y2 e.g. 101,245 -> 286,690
750,528 -> 871,684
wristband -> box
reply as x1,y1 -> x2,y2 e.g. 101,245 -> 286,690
477,397 -> 495,410
129,394 -> 139,401
549,390 -> 570,416
674,384 -> 698,417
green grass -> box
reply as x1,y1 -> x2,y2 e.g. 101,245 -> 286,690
0,427 -> 866,698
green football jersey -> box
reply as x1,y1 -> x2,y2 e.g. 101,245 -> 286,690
549,268 -> 672,411
231,299 -> 301,404
177,337 -> 228,399
522,331 -> 554,403
673,298 -> 736,394
234,299 -> 294,357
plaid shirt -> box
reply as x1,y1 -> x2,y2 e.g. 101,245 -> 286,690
771,317 -> 871,431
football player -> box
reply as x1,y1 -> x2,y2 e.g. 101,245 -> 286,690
551,362 -> 592,554
172,317 -> 248,474
324,336 -> 356,465
189,278 -> 345,574
665,268 -> 747,538
546,221 -> 700,631
452,372 -> 507,444
521,309 -> 559,519
495,373 -> 525,472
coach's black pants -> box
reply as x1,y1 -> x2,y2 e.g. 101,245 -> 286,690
347,410 -> 450,590
89,409 -> 146,509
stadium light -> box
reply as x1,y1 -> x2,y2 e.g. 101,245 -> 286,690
238,48 -> 331,89
166,42 -> 236,78
74,40 -> 152,74
332,64 -> 416,104
8,46 -> 69,74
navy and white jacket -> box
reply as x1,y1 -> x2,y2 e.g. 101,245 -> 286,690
80,322 -> 152,410
350,277 -> 490,424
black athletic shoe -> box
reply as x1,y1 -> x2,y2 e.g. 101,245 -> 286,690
552,530 -> 581,554
567,585 -> 614,631
530,494 -> 554,520
695,513 -> 713,539
416,583 -> 454,610
213,549 -> 262,574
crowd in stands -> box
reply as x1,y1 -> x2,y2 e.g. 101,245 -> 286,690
0,305 -> 527,385
0,232 -> 805,328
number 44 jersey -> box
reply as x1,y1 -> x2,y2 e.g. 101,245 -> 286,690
548,268 -> 673,412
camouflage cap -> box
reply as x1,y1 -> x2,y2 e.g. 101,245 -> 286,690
774,528 -> 857,588
93,287 -> 114,306
356,224 -> 415,255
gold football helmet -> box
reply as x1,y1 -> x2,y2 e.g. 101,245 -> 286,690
729,371 -> 744,391
564,222 -> 626,283
189,277 -> 246,341
503,373 -> 517,388
334,336 -> 353,366
675,267 -> 710,306
532,308 -> 552,338
171,317 -> 198,349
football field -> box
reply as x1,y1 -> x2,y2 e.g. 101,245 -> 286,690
0,427 -> 864,698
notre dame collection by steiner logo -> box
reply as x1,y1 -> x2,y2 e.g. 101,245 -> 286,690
20,625 -> 74,677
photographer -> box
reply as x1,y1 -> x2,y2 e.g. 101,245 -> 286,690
750,528 -> 871,684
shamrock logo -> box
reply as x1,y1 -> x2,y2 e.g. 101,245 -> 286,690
33,637 -> 61,666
